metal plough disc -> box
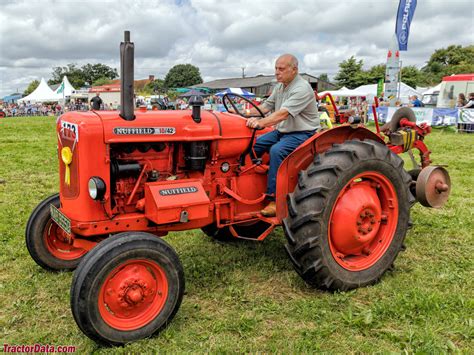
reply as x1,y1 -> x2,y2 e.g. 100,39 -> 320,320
416,166 -> 451,208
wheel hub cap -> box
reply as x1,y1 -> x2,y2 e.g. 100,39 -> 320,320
99,259 -> 168,331
331,182 -> 382,254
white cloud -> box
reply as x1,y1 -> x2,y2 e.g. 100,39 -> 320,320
0,0 -> 473,96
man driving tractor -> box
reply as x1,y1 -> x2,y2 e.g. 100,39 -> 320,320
239,54 -> 320,216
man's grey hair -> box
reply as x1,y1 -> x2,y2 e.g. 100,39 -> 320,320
278,54 -> 299,69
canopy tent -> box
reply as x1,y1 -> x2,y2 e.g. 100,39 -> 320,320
178,89 -> 209,98
352,82 -> 421,102
215,88 -> 255,98
318,86 -> 365,98
319,83 -> 421,102
54,76 -> 76,98
18,78 -> 58,103
421,83 -> 442,96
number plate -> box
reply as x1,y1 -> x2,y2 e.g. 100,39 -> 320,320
50,204 -> 71,235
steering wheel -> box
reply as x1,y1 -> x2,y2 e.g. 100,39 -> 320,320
222,93 -> 265,119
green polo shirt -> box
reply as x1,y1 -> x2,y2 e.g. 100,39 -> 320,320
261,74 -> 320,133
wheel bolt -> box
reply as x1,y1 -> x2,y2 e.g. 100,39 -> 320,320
370,220 -> 375,224
357,221 -> 362,225
368,226 -> 373,232
106,288 -> 114,296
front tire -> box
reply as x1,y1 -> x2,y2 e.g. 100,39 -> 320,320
25,193 -> 87,271
283,140 -> 415,291
70,232 -> 185,345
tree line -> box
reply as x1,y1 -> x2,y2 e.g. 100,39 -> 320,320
23,44 -> 473,96
332,44 -> 473,89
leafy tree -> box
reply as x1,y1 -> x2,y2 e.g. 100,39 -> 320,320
92,77 -> 113,86
318,73 -> 329,82
334,56 -> 365,89
24,80 -> 39,96
365,64 -> 386,83
164,64 -> 202,88
48,63 -> 118,89
48,64 -> 85,88
400,65 -> 421,88
421,45 -> 474,85
82,63 -> 118,86
145,78 -> 165,94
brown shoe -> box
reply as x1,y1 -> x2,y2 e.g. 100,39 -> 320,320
261,201 -> 276,217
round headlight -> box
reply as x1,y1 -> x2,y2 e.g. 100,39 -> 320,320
221,162 -> 230,173
88,177 -> 106,200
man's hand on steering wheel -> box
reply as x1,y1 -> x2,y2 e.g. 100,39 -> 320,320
246,117 -> 262,129
222,93 -> 266,129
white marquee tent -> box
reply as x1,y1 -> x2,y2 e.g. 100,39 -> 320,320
421,83 -> 442,96
319,83 -> 422,103
318,86 -> 364,98
54,76 -> 76,99
18,78 -> 58,103
352,82 -> 422,102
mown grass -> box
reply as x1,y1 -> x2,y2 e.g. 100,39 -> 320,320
0,116 -> 473,353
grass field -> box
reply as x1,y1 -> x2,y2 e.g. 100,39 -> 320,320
0,116 -> 473,353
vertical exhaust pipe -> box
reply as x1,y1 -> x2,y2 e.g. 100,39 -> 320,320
120,30 -> 135,121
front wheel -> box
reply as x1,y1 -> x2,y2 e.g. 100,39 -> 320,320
283,139 -> 415,291
70,232 -> 185,345
25,193 -> 87,271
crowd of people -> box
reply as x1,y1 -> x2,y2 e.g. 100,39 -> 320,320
0,102 -> 65,117
2,91 -> 473,118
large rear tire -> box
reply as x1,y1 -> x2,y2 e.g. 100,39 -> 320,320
283,140 -> 415,291
70,232 -> 185,345
25,193 -> 87,271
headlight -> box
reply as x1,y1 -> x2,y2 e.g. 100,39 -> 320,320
88,177 -> 106,200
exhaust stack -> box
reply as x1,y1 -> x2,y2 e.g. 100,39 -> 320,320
120,31 -> 135,121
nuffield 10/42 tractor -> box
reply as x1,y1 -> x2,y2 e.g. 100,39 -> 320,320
26,32 -> 451,345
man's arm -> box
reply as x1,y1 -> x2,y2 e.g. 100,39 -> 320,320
246,108 -> 289,129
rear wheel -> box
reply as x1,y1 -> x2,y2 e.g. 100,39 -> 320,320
70,232 -> 184,345
25,193 -> 87,271
283,140 -> 414,291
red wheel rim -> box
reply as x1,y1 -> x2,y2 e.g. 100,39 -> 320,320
328,172 -> 398,271
43,219 -> 87,260
98,259 -> 169,331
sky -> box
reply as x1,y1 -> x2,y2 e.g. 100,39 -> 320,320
0,0 -> 473,97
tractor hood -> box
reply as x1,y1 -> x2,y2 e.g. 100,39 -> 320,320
96,109 -> 254,143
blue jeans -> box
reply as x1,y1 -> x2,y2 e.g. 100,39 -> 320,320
254,130 -> 315,200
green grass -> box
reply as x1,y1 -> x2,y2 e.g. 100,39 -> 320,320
0,116 -> 473,353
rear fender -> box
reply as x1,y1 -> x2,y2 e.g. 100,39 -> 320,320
275,125 -> 385,220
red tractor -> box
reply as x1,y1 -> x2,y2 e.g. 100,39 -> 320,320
26,32 -> 451,345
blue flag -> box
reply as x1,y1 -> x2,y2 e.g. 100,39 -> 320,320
395,0 -> 417,51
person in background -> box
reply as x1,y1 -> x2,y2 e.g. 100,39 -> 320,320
410,95 -> 423,107
457,93 -> 468,107
463,93 -> 474,109
90,92 -> 102,110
